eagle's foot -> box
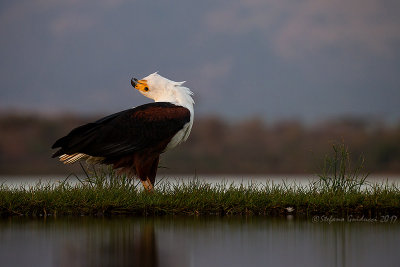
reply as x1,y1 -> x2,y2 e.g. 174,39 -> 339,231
141,178 -> 154,192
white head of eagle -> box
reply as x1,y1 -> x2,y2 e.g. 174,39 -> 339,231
52,72 -> 194,191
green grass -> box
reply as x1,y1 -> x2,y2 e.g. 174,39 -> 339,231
1,144 -> 399,217
316,143 -> 369,193
0,173 -> 399,217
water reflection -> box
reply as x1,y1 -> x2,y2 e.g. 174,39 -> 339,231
55,219 -> 158,267
0,216 -> 399,267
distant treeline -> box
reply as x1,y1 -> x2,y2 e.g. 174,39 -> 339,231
0,113 -> 399,175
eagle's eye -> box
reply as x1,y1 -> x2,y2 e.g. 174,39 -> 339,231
144,87 -> 149,91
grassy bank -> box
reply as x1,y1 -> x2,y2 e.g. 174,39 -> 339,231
1,144 -> 399,217
1,171 -> 399,217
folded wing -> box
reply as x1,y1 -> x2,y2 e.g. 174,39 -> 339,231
52,102 -> 191,162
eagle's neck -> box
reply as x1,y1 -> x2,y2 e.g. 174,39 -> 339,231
154,85 -> 194,117
155,85 -> 194,145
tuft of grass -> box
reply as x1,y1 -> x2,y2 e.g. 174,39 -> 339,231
315,143 -> 369,193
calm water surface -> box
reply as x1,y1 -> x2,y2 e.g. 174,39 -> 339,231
0,216 -> 399,267
1,174 -> 399,188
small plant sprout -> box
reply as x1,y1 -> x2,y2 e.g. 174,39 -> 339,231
285,207 -> 295,213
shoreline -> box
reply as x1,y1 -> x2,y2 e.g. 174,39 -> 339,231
1,177 -> 399,217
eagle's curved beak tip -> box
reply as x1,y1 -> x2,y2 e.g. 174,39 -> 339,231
131,78 -> 137,88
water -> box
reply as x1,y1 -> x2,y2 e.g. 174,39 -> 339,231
0,216 -> 399,267
1,174 -> 399,188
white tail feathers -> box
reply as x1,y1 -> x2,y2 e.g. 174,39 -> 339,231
59,153 -> 88,164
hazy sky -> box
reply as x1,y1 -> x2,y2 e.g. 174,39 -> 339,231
1,0 -> 399,122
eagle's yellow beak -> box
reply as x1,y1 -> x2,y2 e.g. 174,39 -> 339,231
131,78 -> 149,93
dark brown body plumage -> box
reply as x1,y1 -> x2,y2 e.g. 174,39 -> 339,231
52,102 -> 191,185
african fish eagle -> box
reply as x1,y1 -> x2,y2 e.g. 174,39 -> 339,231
52,72 -> 194,191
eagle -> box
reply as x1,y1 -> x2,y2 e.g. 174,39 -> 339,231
52,72 -> 194,191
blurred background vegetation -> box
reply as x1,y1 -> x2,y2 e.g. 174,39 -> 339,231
2,1 -> 400,177
1,112 -> 399,175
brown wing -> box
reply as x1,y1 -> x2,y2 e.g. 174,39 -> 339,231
52,102 -> 191,159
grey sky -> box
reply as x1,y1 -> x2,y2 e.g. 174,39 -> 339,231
1,0 -> 399,122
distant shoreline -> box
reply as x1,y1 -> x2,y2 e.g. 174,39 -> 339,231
1,114 -> 400,174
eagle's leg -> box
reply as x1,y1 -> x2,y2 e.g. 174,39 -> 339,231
141,178 -> 154,192
137,155 -> 159,192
